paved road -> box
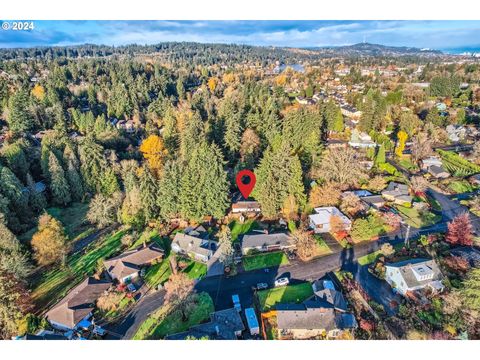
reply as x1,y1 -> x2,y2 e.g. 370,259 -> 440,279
103,289 -> 166,339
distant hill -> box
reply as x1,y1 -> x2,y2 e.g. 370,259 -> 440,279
310,42 -> 443,57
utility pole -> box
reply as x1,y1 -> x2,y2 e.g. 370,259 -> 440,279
404,224 -> 411,248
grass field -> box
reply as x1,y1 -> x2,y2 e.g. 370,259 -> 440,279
144,255 -> 207,288
243,252 -> 289,271
132,292 -> 214,339
314,236 -> 333,256
447,180 -> 476,194
229,219 -> 260,242
144,257 -> 172,287
357,250 -> 382,266
20,202 -> 93,243
257,283 -> 314,311
30,229 -> 126,311
395,205 -> 441,228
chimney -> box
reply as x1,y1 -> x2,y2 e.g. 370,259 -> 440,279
215,325 -> 220,335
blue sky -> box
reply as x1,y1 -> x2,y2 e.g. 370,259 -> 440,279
1,20 -> 480,51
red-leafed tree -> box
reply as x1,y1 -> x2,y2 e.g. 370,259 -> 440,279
359,319 -> 375,332
446,213 -> 473,246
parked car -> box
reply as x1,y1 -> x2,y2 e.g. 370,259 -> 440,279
232,294 -> 241,311
127,283 -> 137,293
274,277 -> 289,287
256,283 -> 268,290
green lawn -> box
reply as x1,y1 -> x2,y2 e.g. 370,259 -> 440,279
243,252 -> 289,271
314,235 -> 333,256
129,228 -> 170,253
395,205 -> 441,228
20,202 -> 92,243
30,229 -> 126,310
257,283 -> 314,311
398,157 -> 419,172
100,295 -> 134,321
182,259 -> 207,279
144,257 -> 172,287
229,219 -> 260,242
144,255 -> 206,288
447,180 -> 476,194
357,250 -> 382,266
133,292 -> 214,340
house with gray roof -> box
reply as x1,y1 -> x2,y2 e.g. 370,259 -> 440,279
275,301 -> 357,340
385,258 -> 444,296
241,232 -> 295,255
311,280 -> 348,312
45,277 -> 111,331
172,232 -> 214,263
165,307 -> 245,340
381,182 -> 412,206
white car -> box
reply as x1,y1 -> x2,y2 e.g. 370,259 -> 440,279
274,277 -> 289,287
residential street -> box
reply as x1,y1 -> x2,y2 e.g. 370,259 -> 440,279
103,289 -> 166,339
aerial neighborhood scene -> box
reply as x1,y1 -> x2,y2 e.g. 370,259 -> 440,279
2,19 -> 480,343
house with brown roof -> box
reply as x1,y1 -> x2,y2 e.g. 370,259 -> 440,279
231,201 -> 261,214
103,245 -> 164,284
45,277 -> 111,331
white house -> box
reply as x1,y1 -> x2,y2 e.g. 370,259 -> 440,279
385,258 -> 444,296
309,207 -> 352,234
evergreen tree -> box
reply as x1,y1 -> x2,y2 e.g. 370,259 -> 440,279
179,142 -> 229,221
48,152 -> 71,206
375,145 -> 386,165
253,138 -> 306,218
63,146 -> 84,201
78,136 -> 107,193
6,90 -> 33,134
100,168 -> 120,197
158,160 -> 182,219
139,167 -> 159,222
26,173 -> 47,213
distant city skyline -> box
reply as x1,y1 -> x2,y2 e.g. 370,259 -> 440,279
1,20 -> 480,52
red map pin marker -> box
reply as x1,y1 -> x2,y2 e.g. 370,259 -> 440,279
236,170 -> 256,199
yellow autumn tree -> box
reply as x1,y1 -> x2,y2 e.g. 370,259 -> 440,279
31,84 -> 45,101
139,135 -> 168,176
395,130 -> 408,158
31,213 -> 69,266
207,77 -> 217,93
222,72 -> 235,84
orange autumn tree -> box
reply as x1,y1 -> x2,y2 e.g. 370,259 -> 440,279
139,135 -> 168,177
31,84 -> 45,101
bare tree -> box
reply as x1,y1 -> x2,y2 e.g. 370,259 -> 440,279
217,226 -> 234,266
164,272 -> 197,320
340,193 -> 364,217
309,182 -> 341,208
315,147 -> 367,187
292,228 -> 317,261
410,132 -> 432,163
410,176 -> 429,195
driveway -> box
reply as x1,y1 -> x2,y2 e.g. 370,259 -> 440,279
342,262 -> 401,316
103,289 -> 166,339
